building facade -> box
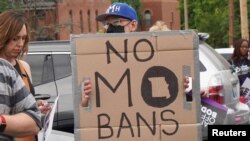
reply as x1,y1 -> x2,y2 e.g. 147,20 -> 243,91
141,0 -> 181,31
20,0 -> 180,40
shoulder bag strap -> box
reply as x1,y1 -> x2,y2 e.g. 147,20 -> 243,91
16,60 -> 37,141
16,60 -> 31,92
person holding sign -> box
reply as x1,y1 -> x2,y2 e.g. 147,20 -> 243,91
81,3 -> 191,107
228,39 -> 250,105
81,2 -> 138,107
96,2 -> 138,33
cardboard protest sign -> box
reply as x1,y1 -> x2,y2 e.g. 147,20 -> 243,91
71,31 -> 201,141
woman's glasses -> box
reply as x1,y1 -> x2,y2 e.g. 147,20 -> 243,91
241,45 -> 249,49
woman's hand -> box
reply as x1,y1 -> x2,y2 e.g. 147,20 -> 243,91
37,100 -> 52,114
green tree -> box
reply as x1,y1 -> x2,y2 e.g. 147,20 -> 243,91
179,0 -> 250,48
0,0 -> 11,12
0,0 -> 23,13
233,0 -> 250,41
180,0 -> 230,48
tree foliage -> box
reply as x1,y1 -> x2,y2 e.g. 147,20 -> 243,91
0,0 -> 22,13
179,0 -> 249,48
0,0 -> 11,12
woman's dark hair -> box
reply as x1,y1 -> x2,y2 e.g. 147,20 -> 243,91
231,39 -> 249,62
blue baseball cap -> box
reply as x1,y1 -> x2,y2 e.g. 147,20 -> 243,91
96,2 -> 138,22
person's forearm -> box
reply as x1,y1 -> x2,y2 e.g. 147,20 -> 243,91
2,113 -> 40,137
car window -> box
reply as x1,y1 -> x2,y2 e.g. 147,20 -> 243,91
53,54 -> 72,80
219,53 -> 231,61
215,48 -> 234,61
24,54 -> 55,86
199,43 -> 231,70
42,54 -> 54,83
199,61 -> 206,72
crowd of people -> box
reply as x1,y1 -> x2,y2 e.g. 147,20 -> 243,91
1,1 -> 249,141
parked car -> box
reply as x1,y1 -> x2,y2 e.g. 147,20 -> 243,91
24,36 -> 249,137
23,40 -> 73,133
215,47 -> 250,106
198,38 -> 249,139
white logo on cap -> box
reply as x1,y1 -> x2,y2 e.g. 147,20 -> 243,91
106,5 -> 121,13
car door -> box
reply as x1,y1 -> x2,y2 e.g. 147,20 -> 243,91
51,53 -> 73,131
24,53 -> 59,124
24,53 -> 58,99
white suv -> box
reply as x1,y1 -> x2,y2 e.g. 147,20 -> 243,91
199,40 -> 249,139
